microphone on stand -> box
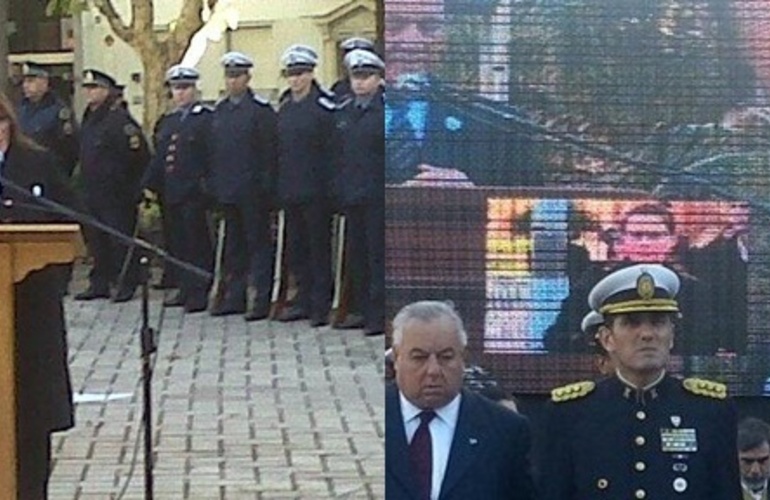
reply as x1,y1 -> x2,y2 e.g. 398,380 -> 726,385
0,171 -> 212,281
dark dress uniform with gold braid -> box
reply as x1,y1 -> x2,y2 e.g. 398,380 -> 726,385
144,102 -> 213,312
76,70 -> 150,302
541,264 -> 741,500
541,375 -> 741,499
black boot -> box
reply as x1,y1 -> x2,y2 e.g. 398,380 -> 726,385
74,286 -> 110,301
244,300 -> 270,322
277,305 -> 309,322
112,286 -> 136,303
163,290 -> 185,307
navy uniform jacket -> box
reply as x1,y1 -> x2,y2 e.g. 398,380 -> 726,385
386,384 -> 536,500
80,97 -> 150,208
331,78 -> 352,102
385,84 -> 540,187
209,90 -> 278,204
276,83 -> 337,205
144,103 -> 212,205
540,375 -> 741,499
0,144 -> 76,433
334,88 -> 384,206
18,92 -> 80,177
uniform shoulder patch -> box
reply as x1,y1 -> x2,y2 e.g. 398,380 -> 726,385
317,96 -> 336,111
252,93 -> 269,106
124,124 -> 140,136
682,378 -> 727,399
551,381 -> 595,403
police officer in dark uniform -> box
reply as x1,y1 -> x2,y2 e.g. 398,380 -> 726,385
275,45 -> 336,326
143,65 -> 213,313
17,62 -> 79,177
540,264 -> 742,499
74,69 -> 150,303
331,37 -> 376,102
333,49 -> 385,336
209,52 -> 277,320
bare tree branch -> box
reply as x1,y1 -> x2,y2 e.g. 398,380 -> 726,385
93,0 -> 134,43
130,0 -> 154,45
171,0 -> 209,54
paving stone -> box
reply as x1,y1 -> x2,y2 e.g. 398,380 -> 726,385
49,264 -> 384,499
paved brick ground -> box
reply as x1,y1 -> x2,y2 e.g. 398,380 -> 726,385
49,267 -> 385,499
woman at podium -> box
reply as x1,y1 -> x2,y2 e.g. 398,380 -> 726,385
0,91 -> 77,499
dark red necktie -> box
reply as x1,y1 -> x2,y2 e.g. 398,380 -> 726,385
409,410 -> 436,500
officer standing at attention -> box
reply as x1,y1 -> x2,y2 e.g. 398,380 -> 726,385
143,65 -> 213,313
540,263 -> 741,499
208,52 -> 277,320
332,49 -> 385,336
331,37 -> 376,101
75,69 -> 150,303
17,62 -> 79,177
275,45 -> 336,326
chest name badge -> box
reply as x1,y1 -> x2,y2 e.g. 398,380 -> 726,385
660,428 -> 698,453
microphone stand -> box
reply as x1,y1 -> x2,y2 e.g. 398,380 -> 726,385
0,174 -> 207,500
139,256 -> 156,500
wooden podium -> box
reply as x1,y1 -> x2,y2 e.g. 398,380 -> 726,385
0,224 -> 81,496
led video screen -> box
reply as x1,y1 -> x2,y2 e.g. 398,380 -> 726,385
385,0 -> 770,395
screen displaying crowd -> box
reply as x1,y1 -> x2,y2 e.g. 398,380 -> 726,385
385,0 -> 770,395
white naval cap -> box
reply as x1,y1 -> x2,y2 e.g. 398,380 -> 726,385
220,51 -> 254,74
588,264 -> 680,316
165,65 -> 200,84
581,310 -> 604,335
340,37 -> 375,53
344,49 -> 385,73
280,44 -> 318,69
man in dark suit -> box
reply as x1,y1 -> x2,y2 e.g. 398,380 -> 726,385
386,300 -> 536,500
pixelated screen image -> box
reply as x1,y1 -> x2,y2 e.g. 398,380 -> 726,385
385,0 -> 770,395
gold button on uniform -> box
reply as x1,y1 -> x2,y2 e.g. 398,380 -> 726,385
635,436 -> 646,446
635,489 -> 646,499
635,461 -> 646,472
636,411 -> 646,420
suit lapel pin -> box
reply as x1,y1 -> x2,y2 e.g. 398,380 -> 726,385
469,438 -> 478,446
671,415 -> 681,427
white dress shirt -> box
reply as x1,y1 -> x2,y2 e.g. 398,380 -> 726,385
400,392 -> 461,500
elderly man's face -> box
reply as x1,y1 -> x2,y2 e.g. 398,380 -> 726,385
384,0 -> 447,84
740,441 -> 770,491
394,317 -> 465,410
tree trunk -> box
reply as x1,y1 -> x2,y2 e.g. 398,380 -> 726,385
0,0 -> 9,94
140,51 -> 169,132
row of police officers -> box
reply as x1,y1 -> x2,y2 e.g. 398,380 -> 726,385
18,39 -> 385,336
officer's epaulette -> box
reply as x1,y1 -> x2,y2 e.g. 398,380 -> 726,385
252,93 -> 270,106
682,378 -> 727,399
551,381 -> 595,403
58,107 -> 72,121
317,95 -> 336,111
